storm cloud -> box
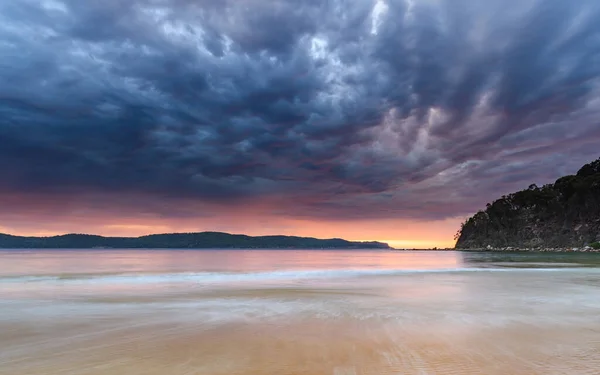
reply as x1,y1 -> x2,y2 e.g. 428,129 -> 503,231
1,0 -> 600,222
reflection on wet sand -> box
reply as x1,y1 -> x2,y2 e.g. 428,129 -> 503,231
1,250 -> 600,375
2,303 -> 599,375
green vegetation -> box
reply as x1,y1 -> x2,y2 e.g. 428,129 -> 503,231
455,157 -> 600,249
0,232 -> 391,249
590,242 -> 600,250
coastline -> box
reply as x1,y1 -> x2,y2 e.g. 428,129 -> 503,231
0,231 -> 392,250
2,250 -> 600,375
397,247 -> 600,253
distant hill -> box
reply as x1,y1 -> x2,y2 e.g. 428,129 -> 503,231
455,157 -> 600,249
0,231 -> 391,249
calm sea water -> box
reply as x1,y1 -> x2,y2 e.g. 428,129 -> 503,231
1,249 -> 599,375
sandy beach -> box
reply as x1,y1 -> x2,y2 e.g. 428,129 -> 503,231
1,250 -> 600,375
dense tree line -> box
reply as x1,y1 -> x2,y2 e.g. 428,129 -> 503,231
0,232 -> 391,249
456,158 -> 600,248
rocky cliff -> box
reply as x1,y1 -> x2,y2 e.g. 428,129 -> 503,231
455,158 -> 600,249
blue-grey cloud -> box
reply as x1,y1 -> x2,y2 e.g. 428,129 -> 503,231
1,0 -> 600,221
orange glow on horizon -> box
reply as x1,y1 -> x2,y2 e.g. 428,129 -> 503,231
0,215 -> 462,249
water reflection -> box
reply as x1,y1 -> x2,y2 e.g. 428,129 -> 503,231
459,250 -> 600,268
0,249 -> 462,277
1,250 -> 599,375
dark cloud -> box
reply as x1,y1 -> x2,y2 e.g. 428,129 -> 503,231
1,0 -> 600,222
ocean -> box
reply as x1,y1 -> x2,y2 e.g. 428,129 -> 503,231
1,249 -> 599,374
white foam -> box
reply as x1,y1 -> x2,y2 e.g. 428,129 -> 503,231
0,267 -> 593,285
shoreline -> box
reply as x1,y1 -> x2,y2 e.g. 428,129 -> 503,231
1,247 -> 598,253
397,247 -> 600,253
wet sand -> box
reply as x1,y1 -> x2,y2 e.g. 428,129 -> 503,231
1,250 -> 600,374
2,297 -> 599,375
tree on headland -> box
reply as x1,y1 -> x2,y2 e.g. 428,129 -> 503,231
455,157 -> 600,249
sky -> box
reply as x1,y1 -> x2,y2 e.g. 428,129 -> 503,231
1,0 -> 600,248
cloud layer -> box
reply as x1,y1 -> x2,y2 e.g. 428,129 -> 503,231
1,0 -> 600,223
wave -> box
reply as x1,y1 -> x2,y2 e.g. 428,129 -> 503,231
0,267 -> 593,285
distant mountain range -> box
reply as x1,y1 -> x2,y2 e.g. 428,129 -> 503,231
0,231 -> 391,249
456,157 -> 600,249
